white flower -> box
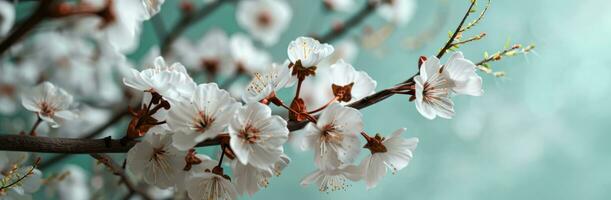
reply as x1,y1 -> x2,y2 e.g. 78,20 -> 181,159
326,60 -> 377,103
81,0 -> 163,52
50,165 -> 91,200
414,56 -> 454,120
228,102 -> 289,170
236,0 -> 292,46
0,1 -> 15,36
300,164 -> 361,192
299,103 -> 362,169
0,62 -> 39,115
232,154 -> 290,196
167,83 -> 240,151
186,159 -> 238,200
323,0 -> 355,12
242,60 -> 295,103
0,166 -> 43,200
123,56 -> 196,101
287,37 -> 334,68
442,52 -> 483,96
0,151 -> 29,171
21,82 -> 78,128
229,34 -> 272,74
376,0 -> 416,26
126,132 -> 186,189
360,128 -> 418,189
191,29 -> 232,74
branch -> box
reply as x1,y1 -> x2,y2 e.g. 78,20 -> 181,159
315,1 -> 376,43
160,0 -> 230,56
39,108 -> 130,169
0,135 -> 221,154
0,0 -> 57,56
90,153 -> 152,200
436,0 -> 477,59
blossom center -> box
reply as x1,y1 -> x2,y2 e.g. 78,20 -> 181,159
238,124 -> 260,144
39,102 -> 56,117
257,11 -> 273,27
194,111 -> 215,133
150,147 -> 167,163
0,84 -> 15,96
202,59 -> 219,74
321,124 -> 343,144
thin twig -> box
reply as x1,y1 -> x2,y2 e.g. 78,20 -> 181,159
90,153 -> 152,200
436,0 -> 477,59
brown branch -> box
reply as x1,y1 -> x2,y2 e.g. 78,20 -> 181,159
315,1 -> 377,43
160,0 -> 230,56
90,153 -> 152,200
0,0 -> 58,56
39,108 -> 130,169
0,135 -> 221,154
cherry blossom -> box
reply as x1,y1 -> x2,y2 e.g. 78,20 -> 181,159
229,102 -> 289,170
298,103 -> 362,169
0,166 -> 43,200
376,0 -> 416,26
442,52 -> 484,96
229,34 -> 272,74
360,128 -> 419,189
236,0 -> 292,46
287,37 -> 334,68
167,83 -> 240,151
323,0 -> 355,12
126,131 -> 186,189
242,60 -> 295,103
414,56 -> 454,119
300,164 -> 361,192
123,56 -> 196,101
185,158 -> 238,200
0,1 -> 15,36
21,82 -> 78,128
190,29 -> 233,75
326,59 -> 377,103
232,154 -> 290,196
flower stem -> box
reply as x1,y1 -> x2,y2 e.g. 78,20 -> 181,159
307,96 -> 339,114
28,116 -> 43,136
217,145 -> 226,168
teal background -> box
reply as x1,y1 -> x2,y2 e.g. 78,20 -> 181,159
15,0 -> 611,199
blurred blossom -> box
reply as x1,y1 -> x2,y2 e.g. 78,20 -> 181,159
54,106 -> 112,138
323,0 -> 355,12
236,0 -> 292,46
376,0 -> 416,26
0,1 -> 15,37
229,33 -> 272,75
21,82 -> 78,128
46,165 -> 91,200
188,29 -> 233,75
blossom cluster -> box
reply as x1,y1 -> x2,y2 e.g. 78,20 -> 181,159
117,36 -> 431,198
0,0 -> 503,199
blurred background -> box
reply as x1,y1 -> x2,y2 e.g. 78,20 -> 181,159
3,0 -> 611,199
